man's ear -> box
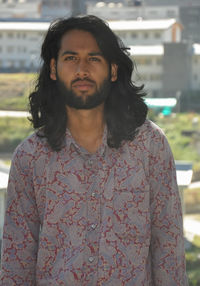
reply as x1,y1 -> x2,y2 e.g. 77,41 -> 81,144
50,58 -> 57,81
111,63 -> 118,82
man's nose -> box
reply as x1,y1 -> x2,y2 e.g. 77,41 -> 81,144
76,60 -> 89,78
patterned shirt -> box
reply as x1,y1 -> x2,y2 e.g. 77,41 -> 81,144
0,120 -> 188,286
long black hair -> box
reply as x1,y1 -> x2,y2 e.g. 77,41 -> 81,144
29,15 -> 148,151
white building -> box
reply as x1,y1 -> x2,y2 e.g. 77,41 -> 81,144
0,0 -> 41,19
109,18 -> 182,46
0,20 -> 199,95
0,18 -> 182,71
130,45 -> 164,95
87,2 -> 180,21
0,21 -> 49,71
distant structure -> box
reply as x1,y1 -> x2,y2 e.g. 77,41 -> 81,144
87,2 -> 179,20
109,19 -> 182,45
0,0 -> 200,98
87,1 -> 200,43
0,0 -> 86,20
0,19 -> 199,99
71,0 -> 86,16
180,6 -> 200,43
41,0 -> 71,20
0,0 -> 41,19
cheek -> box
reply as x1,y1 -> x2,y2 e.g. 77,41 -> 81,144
57,65 -> 74,81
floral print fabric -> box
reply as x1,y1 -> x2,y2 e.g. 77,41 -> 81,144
0,120 -> 188,285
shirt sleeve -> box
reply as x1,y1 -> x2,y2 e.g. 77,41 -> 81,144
0,146 -> 40,286
149,128 -> 188,286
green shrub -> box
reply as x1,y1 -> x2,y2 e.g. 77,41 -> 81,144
0,117 -> 33,152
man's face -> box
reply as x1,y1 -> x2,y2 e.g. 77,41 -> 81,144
50,29 -> 117,109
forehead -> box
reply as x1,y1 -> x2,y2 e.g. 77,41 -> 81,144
59,29 -> 101,53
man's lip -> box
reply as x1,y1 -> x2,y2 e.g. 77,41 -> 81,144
72,80 -> 94,90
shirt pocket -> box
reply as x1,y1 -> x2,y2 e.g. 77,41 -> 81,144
112,189 -> 150,242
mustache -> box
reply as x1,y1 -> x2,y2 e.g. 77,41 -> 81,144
71,78 -> 95,85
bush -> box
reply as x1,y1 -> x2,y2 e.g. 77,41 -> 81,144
0,73 -> 35,111
0,117 -> 33,152
186,236 -> 200,286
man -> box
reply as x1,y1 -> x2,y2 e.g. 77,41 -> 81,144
0,15 -> 188,285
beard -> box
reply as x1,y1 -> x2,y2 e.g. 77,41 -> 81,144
56,76 -> 112,110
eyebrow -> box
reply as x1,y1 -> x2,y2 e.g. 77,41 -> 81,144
61,50 -> 104,57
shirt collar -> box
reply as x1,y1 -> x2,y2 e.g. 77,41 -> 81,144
64,125 -> 108,157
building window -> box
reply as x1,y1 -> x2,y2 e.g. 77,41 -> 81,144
144,32 -> 149,39
20,60 -> 25,68
7,60 -> 15,68
149,10 -> 158,16
154,32 -> 161,39
131,33 -> 138,38
29,37 -> 38,41
7,32 -> 14,38
38,32 -> 44,37
145,58 -> 152,65
167,10 -> 176,17
7,46 -> 14,53
111,11 -> 119,16
156,58 -> 162,65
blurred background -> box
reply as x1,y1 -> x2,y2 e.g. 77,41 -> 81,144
0,0 -> 200,284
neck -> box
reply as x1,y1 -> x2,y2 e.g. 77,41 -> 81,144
66,104 -> 105,153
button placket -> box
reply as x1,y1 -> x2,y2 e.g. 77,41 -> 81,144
91,192 -> 96,198
91,223 -> 97,230
88,256 -> 95,263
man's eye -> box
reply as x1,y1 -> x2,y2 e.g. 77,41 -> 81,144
89,57 -> 101,62
64,56 -> 76,61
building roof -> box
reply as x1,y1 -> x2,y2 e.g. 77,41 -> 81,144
130,44 -> 200,56
0,21 -> 50,31
108,18 -> 176,31
130,45 -> 164,56
0,18 -> 179,33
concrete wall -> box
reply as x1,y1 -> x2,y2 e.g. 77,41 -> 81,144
162,43 -> 192,95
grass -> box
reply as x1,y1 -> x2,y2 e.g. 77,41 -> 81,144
184,188 -> 200,214
0,73 -> 36,111
0,117 -> 33,152
185,236 -> 200,286
152,112 -> 200,181
184,187 -> 200,285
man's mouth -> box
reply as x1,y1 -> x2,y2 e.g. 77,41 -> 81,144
72,80 -> 95,91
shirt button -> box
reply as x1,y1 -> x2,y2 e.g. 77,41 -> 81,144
91,192 -> 96,198
88,159 -> 93,166
88,256 -> 95,263
91,224 -> 97,230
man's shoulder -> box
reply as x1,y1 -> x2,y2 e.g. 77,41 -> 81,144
137,119 -> 165,139
13,131 -> 49,160
123,119 -> 168,155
